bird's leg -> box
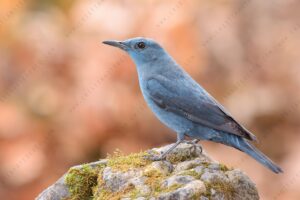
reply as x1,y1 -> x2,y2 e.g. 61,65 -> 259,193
183,138 -> 202,153
157,139 -> 183,160
158,132 -> 185,160
145,132 -> 185,161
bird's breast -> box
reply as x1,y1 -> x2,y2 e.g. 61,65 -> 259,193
138,80 -> 194,133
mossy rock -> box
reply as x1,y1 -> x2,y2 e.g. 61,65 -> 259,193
36,143 -> 259,200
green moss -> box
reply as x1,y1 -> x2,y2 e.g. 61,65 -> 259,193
65,164 -> 104,200
92,150 -> 152,200
107,149 -> 150,171
219,163 -> 231,172
191,192 -> 202,200
203,184 -> 212,199
162,183 -> 183,192
144,168 -> 165,195
201,162 -> 210,168
143,167 -> 182,197
204,180 -> 235,200
94,183 -> 138,200
128,187 -> 140,199
180,169 -> 202,179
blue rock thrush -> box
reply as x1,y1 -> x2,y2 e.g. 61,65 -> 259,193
103,37 -> 283,173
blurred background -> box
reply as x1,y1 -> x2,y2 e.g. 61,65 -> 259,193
0,0 -> 300,199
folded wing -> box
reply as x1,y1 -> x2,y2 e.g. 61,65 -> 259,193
146,75 -> 257,141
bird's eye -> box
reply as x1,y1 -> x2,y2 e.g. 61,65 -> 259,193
136,42 -> 146,49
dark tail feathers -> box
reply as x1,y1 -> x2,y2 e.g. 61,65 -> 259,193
216,133 -> 283,174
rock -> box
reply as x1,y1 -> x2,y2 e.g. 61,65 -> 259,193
157,180 -> 206,200
151,161 -> 174,175
200,196 -> 209,200
35,160 -> 107,200
35,176 -> 69,200
226,170 -> 260,200
102,167 -> 142,192
162,174 -> 195,188
36,143 -> 259,200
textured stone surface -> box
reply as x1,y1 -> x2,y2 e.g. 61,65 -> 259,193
36,143 -> 259,200
102,167 -> 142,192
158,180 -> 206,200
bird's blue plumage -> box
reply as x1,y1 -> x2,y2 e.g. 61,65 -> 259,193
103,37 -> 283,173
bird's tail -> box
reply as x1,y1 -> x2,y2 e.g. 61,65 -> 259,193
222,134 -> 283,173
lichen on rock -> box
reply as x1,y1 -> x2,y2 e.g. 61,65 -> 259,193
36,143 -> 259,200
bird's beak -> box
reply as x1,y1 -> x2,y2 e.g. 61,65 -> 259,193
102,40 -> 129,50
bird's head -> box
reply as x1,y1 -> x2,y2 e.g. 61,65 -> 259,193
103,37 -> 167,66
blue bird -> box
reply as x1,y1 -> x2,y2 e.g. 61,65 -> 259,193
103,37 -> 283,174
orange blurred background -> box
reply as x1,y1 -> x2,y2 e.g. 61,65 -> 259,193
1,0 -> 300,199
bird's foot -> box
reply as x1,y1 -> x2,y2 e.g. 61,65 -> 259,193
183,139 -> 203,154
184,139 -> 200,145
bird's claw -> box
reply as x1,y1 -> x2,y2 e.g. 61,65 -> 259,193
144,139 -> 203,162
197,145 -> 203,154
183,139 -> 199,145
183,139 -> 203,154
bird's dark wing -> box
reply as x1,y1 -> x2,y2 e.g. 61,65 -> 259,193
146,76 -> 257,141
